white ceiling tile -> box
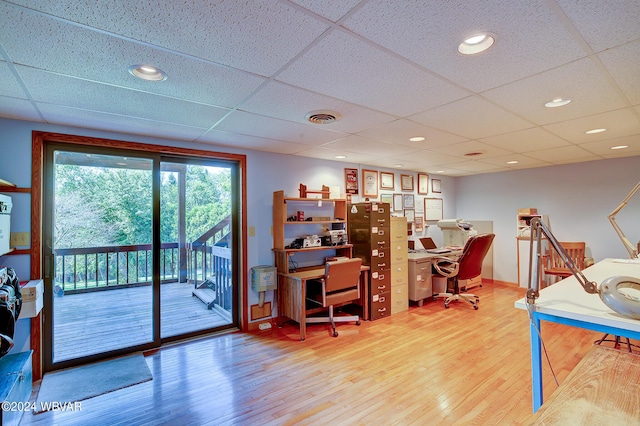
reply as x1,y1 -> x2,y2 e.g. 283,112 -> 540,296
0,97 -> 41,122
543,109 -> 640,143
293,146 -> 378,163
343,0 -> 587,92
428,140 -> 514,159
578,135 -> 640,156
442,160 -> 510,173
392,150 -> 468,167
214,110 -> 347,146
524,145 -> 601,164
556,0 -> 640,51
475,153 -> 554,168
290,0 -> 362,22
239,80 -> 396,133
479,127 -> 571,152
6,0 -> 330,76
356,118 -> 468,148
483,58 -> 629,125
320,135 -> 422,157
197,130 -> 315,155
0,7 -> 266,109
598,40 -> 640,105
361,157 -> 424,172
17,67 -> 231,128
276,29 -> 469,117
37,103 -> 208,141
0,62 -> 25,98
411,97 -> 532,139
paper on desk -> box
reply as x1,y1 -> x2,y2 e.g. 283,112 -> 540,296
611,258 -> 640,264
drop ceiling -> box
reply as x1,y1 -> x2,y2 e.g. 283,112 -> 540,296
1,0 -> 639,176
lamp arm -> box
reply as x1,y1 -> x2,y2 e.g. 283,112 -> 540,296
607,181 -> 640,259
526,217 -> 598,304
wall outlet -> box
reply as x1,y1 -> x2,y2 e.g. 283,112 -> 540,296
10,232 -> 29,247
258,322 -> 272,331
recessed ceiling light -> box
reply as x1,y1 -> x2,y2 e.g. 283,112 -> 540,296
128,65 -> 167,81
394,163 -> 404,168
458,33 -> 495,55
507,160 -> 519,164
544,98 -> 571,108
585,128 -> 607,134
611,145 -> 629,150
435,170 -> 445,174
409,136 -> 425,142
334,155 -> 347,159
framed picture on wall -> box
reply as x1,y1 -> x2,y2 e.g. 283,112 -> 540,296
432,178 -> 442,193
418,173 -> 429,194
362,169 -> 378,198
415,216 -> 424,232
344,168 -> 359,195
393,193 -> 403,212
380,193 -> 393,205
401,174 -> 414,191
404,208 -> 415,222
403,194 -> 414,209
380,172 -> 395,190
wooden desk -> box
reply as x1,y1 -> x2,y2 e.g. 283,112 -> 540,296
526,345 -> 640,424
277,265 -> 369,341
515,258 -> 640,412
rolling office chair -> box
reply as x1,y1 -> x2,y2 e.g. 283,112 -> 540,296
432,233 -> 495,310
306,258 -> 363,337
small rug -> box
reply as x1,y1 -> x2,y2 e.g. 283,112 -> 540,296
35,353 -> 152,413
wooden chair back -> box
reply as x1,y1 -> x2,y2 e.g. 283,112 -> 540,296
545,242 -> 586,277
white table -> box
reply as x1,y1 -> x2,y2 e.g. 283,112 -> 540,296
514,258 -> 640,412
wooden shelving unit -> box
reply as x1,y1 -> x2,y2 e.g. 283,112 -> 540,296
0,180 -> 31,256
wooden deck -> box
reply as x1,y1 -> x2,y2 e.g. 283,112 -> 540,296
53,282 -> 232,362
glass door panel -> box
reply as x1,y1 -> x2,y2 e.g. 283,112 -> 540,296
160,161 -> 234,338
49,151 -> 154,363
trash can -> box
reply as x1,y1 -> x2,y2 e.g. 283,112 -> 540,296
432,276 -> 447,295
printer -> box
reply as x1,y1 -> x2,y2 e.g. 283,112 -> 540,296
438,219 -> 477,247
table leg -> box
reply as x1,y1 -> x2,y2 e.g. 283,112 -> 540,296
299,278 -> 306,341
530,314 -> 543,412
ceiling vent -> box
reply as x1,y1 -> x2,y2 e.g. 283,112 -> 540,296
305,110 -> 342,125
464,151 -> 485,157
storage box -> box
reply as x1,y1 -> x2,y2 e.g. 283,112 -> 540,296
518,208 -> 537,215
18,279 -> 43,319
0,194 -> 11,255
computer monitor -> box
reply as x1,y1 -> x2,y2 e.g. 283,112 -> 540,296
419,237 -> 437,250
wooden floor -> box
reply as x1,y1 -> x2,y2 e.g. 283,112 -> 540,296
22,283 -> 621,425
53,282 -> 231,362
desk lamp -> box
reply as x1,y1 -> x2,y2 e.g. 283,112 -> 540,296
526,217 -> 640,320
608,181 -> 640,259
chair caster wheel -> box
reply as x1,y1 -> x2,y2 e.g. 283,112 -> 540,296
473,305 -> 479,310
333,331 -> 339,337
356,321 -> 361,326
444,304 -> 449,309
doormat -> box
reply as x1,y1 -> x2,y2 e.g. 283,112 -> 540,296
34,353 -> 152,413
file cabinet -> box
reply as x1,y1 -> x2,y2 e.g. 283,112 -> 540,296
390,217 -> 408,314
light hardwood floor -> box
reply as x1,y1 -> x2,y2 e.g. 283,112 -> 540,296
21,283 -> 617,425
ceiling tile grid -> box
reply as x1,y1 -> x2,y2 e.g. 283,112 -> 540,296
0,0 -> 639,176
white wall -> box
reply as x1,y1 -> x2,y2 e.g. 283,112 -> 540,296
455,157 -> 640,284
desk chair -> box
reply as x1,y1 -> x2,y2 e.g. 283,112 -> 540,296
306,258 -> 362,337
432,233 -> 495,310
544,241 -> 586,284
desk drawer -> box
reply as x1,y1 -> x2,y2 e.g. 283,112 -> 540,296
391,283 -> 408,314
370,291 -> 391,320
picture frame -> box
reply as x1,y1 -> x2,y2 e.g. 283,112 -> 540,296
345,168 -> 359,195
400,174 -> 414,191
380,171 -> 395,190
415,216 -> 424,233
425,197 -> 444,221
418,173 -> 429,195
432,178 -> 442,193
404,208 -> 415,223
403,194 -> 414,209
393,193 -> 403,212
380,193 -> 393,205
362,169 -> 378,198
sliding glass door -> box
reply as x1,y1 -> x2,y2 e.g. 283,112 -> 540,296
43,144 -> 239,371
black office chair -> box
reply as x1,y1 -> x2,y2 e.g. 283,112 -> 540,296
433,233 -> 495,310
306,258 -> 362,337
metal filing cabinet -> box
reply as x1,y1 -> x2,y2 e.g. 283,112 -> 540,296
348,202 -> 391,320
408,254 -> 433,306
390,217 -> 408,314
